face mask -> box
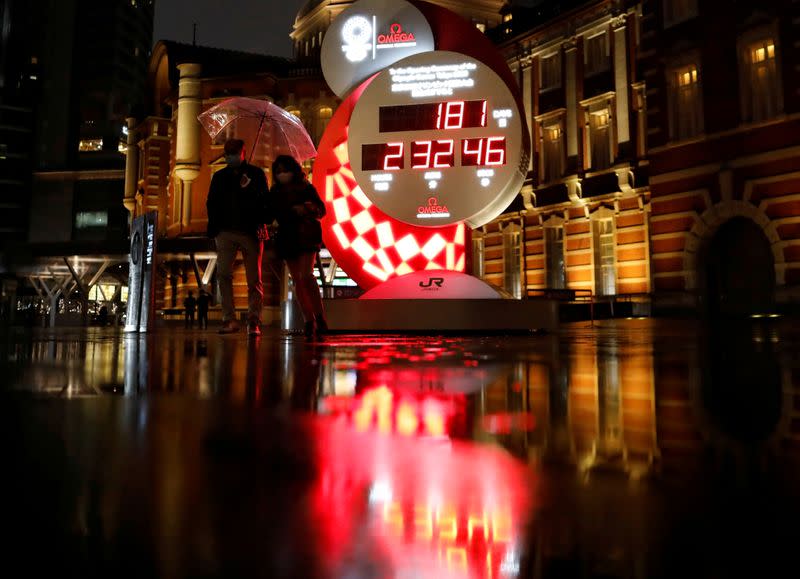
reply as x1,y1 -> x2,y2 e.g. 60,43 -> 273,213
276,172 -> 293,185
225,154 -> 242,166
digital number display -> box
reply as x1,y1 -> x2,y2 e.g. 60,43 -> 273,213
461,137 -> 506,166
380,100 -> 488,132
362,142 -> 405,171
362,137 -> 506,171
411,140 -> 455,169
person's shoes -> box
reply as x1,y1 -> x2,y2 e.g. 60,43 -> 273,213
218,321 -> 240,334
304,320 -> 316,339
248,322 -> 261,337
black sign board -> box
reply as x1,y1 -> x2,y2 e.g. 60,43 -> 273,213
125,212 -> 157,332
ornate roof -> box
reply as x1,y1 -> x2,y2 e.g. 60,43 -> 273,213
297,0 -> 326,21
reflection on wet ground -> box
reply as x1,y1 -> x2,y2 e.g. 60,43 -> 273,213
2,320 -> 799,577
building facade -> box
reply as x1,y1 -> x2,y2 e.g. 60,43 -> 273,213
638,0 -> 800,315
480,0 -> 651,306
489,0 -> 800,315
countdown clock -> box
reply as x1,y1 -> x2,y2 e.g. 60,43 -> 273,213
348,51 -> 526,228
315,0 -> 530,290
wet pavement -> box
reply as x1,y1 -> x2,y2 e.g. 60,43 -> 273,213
2,319 -> 799,578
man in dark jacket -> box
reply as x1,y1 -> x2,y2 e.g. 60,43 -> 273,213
206,139 -> 269,336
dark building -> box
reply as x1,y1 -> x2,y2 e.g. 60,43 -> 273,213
0,0 -> 40,248
30,0 -> 155,246
0,0 -> 155,326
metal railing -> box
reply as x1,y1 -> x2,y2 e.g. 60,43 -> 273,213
527,288 -> 595,323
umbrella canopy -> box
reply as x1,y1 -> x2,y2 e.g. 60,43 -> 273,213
197,97 -> 317,167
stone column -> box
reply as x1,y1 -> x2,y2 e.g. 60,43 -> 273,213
123,117 -> 139,220
613,15 -> 631,153
174,63 -> 202,230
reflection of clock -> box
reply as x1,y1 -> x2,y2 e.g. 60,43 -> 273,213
130,230 -> 142,266
348,51 -> 527,228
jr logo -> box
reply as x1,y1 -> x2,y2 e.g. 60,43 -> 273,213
419,277 -> 444,289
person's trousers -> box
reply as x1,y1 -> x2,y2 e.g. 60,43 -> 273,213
215,231 -> 263,324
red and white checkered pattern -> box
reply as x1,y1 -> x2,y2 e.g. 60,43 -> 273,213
318,140 -> 466,290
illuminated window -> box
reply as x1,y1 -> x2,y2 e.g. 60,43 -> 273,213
540,53 -> 561,91
668,63 -> 703,140
584,32 -> 609,76
541,121 -> 564,183
118,142 -> 127,154
475,22 -> 486,33
593,217 -> 616,296
502,225 -> 522,298
663,0 -> 698,27
545,226 -> 565,289
503,13 -> 513,23
741,38 -> 781,122
588,109 -> 612,170
317,106 -> 333,142
75,211 -> 108,229
78,138 -> 103,152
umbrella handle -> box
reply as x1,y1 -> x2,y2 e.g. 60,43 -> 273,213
250,114 -> 266,164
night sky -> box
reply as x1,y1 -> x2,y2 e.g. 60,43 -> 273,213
153,0 -> 310,57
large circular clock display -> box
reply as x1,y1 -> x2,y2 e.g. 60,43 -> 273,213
348,50 -> 526,228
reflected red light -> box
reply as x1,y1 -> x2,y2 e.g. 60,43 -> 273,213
324,384 -> 465,439
481,412 -> 537,435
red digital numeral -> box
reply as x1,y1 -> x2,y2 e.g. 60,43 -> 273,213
433,140 -> 454,168
462,137 -> 506,166
412,140 -> 433,169
413,140 -> 454,169
485,137 -> 506,166
461,138 -> 484,166
436,101 -> 465,130
383,142 -> 404,170
480,100 -> 488,127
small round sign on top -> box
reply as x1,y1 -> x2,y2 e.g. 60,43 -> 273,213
320,0 -> 435,98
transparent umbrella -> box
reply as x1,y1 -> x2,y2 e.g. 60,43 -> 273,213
197,97 -> 317,167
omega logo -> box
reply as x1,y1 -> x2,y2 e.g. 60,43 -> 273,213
377,23 -> 416,46
416,196 -> 450,219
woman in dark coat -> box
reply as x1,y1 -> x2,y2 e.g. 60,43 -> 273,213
269,155 -> 328,337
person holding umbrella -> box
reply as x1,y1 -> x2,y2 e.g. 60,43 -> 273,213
206,138 -> 270,336
269,155 -> 328,338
